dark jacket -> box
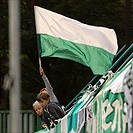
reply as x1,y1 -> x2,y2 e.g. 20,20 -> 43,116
40,102 -> 65,128
40,109 -> 51,128
45,102 -> 65,121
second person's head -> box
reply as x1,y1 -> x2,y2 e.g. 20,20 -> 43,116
37,92 -> 50,108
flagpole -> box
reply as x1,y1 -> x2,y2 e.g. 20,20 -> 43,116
39,57 -> 42,67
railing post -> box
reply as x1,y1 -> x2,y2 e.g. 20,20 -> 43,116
37,114 -> 42,131
0,110 -> 36,133
0,113 -> 2,133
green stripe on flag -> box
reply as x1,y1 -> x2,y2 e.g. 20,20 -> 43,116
37,34 -> 114,75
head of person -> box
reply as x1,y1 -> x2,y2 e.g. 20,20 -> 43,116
40,88 -> 49,94
37,92 -> 50,108
33,101 -> 43,115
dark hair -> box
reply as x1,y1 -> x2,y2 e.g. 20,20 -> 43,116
37,92 -> 50,102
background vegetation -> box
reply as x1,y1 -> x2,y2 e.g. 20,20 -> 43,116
0,0 -> 132,110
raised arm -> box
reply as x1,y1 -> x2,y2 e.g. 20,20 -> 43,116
40,67 -> 53,91
39,67 -> 59,105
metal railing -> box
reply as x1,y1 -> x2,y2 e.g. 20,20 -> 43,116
0,110 -> 40,133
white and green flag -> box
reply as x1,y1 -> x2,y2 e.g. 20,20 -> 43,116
83,59 -> 133,133
34,6 -> 118,75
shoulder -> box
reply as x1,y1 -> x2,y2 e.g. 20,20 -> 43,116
47,102 -> 57,108
47,102 -> 61,112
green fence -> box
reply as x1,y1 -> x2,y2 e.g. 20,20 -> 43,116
0,110 -> 41,133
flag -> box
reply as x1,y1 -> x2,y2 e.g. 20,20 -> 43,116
123,62 -> 133,133
34,6 -> 118,75
84,59 -> 132,133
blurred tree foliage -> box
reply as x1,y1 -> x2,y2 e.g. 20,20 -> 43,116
0,0 -> 132,109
